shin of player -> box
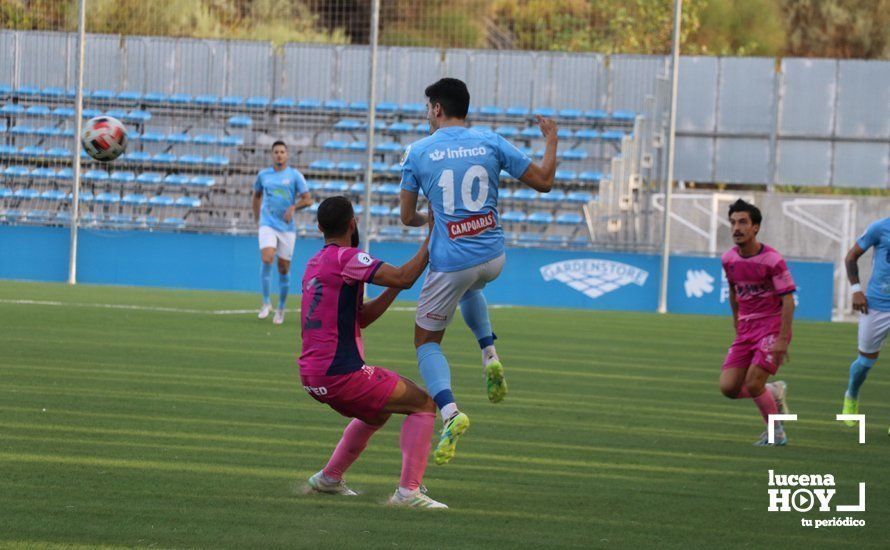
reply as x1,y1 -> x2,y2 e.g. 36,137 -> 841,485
399,78 -> 559,465
840,217 -> 890,425
301,196 -> 447,508
717,199 -> 795,446
252,140 -> 313,324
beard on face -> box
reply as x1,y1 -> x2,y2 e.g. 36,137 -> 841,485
351,226 -> 360,248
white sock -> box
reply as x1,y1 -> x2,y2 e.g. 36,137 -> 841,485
398,486 -> 418,498
482,345 -> 498,365
440,403 -> 458,422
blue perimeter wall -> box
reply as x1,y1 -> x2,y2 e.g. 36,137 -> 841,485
0,225 -> 834,321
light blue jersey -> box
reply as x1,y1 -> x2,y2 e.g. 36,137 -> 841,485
857,217 -> 890,312
400,126 -> 532,272
253,166 -> 308,233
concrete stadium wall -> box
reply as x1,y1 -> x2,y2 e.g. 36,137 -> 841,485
0,225 -> 833,321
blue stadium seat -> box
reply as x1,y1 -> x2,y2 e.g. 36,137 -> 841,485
323,180 -> 349,193
16,86 -> 41,98
51,106 -> 75,118
174,197 -> 201,208
20,146 -> 45,158
166,133 -> 191,144
0,84 -> 10,96
557,213 -> 584,225
94,192 -> 120,204
192,134 -> 218,145
323,99 -> 348,111
0,144 -> 16,155
77,191 -> 94,203
272,97 -> 297,110
401,103 -> 425,114
555,170 -> 576,182
335,119 -> 363,131
542,189 -> 566,202
219,96 -> 244,108
310,160 -> 335,171
91,89 -> 116,102
512,188 -> 538,202
498,188 -> 513,200
167,93 -> 193,105
370,205 -> 389,217
375,142 -> 401,153
563,193 -> 597,211
26,209 -> 52,222
570,235 -> 590,247
348,141 -> 367,152
152,153 -> 177,164
56,168 -> 73,180
1,104 -> 25,115
376,102 -> 398,113
601,130 -> 624,142
143,92 -> 167,104
163,174 -> 190,186
65,88 -> 79,99
245,96 -> 270,109
110,171 -> 136,184
25,105 -> 51,117
80,213 -> 99,224
324,140 -> 350,151
123,151 -> 151,163
40,189 -> 67,201
108,214 -> 134,226
35,126 -> 61,137
612,110 -> 636,121
161,217 -> 185,229
195,95 -> 219,106
297,98 -> 321,110
500,211 -> 527,223
149,195 -> 174,207
227,115 -> 252,128
31,168 -> 57,180
379,225 -> 404,238
346,182 -> 364,195
520,127 -> 540,139
495,125 -> 519,138
136,172 -> 163,185
105,109 -> 129,120
55,211 -> 71,223
204,155 -> 229,167
0,121 -> 7,132
136,215 -> 159,227
337,161 -> 362,173
0,187 -> 11,198
188,176 -> 215,189
388,121 -> 413,134
518,146 -> 534,156
415,122 -> 430,134
532,107 -> 556,117
40,87 -> 65,98
178,155 -> 203,166
81,109 -> 102,119
546,234 -> 569,246
561,149 -> 588,161
348,101 -> 369,113
117,91 -> 143,103
125,110 -> 151,123
371,161 -> 388,172
13,188 -> 39,200
84,169 -> 110,183
479,105 -> 504,117
584,109 -> 608,120
558,108 -> 582,119
527,212 -> 554,225
377,183 -> 400,196
575,129 -> 600,141
557,128 -> 573,139
306,180 -> 324,192
10,125 -> 34,135
385,163 -> 401,175
578,171 -> 604,184
122,193 -> 148,206
218,135 -> 244,147
506,106 -> 530,118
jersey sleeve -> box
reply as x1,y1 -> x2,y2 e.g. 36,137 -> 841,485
253,172 -> 263,193
856,221 -> 881,251
770,258 -> 796,296
399,144 -> 420,193
496,134 -> 533,179
293,169 -> 309,197
339,248 -> 384,285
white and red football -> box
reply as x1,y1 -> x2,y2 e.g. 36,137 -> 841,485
81,115 -> 128,162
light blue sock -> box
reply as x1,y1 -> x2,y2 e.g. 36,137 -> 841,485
846,355 -> 876,399
260,262 -> 272,305
459,289 -> 495,349
417,343 -> 455,411
278,272 -> 290,310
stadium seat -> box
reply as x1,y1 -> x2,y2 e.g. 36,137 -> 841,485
0,121 -> 7,132
527,212 -> 554,225
25,209 -> 52,222
136,215 -> 159,227
601,130 -> 624,142
117,91 -> 143,103
110,171 -> 136,184
188,176 -> 215,189
204,155 -> 229,167
167,93 -> 193,105
561,149 -> 588,161
0,84 -> 10,96
388,121 -> 413,134
107,214 -> 133,226
122,193 -> 148,206
584,109 -> 608,120
412,122 -> 428,134
31,168 -> 56,180
166,133 -> 191,144
20,146 -> 45,158
385,163 -> 401,175
324,140 -> 350,151
178,155 -> 203,166
152,153 -> 177,164
377,183 -> 400,196
379,225 -> 404,238
558,108 -> 582,119
272,97 -> 297,110
612,110 -> 636,121
371,161 -> 388,172
65,88 -> 80,99
83,169 -> 110,183
12,188 -> 39,200
370,205 -> 389,217
506,106 -> 530,118
140,131 -> 165,143
126,110 -> 151,123
91,89 -> 116,102
335,119 -> 363,131
555,170 -> 576,182
136,172 -> 163,185
227,115 -> 252,128
306,179 -> 324,192
10,125 -> 34,135
220,96 -> 244,107
0,187 -> 11,199
337,161 -> 362,173
195,95 -> 219,106
55,211 -> 71,223
567,191 -> 594,203
94,192 -> 120,204
532,107 -> 556,118
479,105 -> 504,117
520,127 -> 540,139
0,144 -> 16,155
309,160 -> 335,171
245,96 -> 270,109
511,188 -> 538,202
546,234 -> 569,246
51,106 -> 75,118
578,171 -> 604,184
542,189 -> 566,202
40,189 -> 67,201
375,142 -> 401,153
25,105 -> 51,117
149,195 -> 174,207
35,126 -> 61,137
500,211 -> 527,223
56,168 -> 73,180
16,85 -> 41,98
499,188 -> 513,199
347,141 -> 367,151
40,87 -> 65,98
161,217 -> 185,229
81,108 -> 102,119
105,109 -> 129,120
174,197 -> 201,208
575,129 -> 600,141
192,134 -> 218,145
495,125 -> 519,138
376,102 -> 398,113
297,98 -> 321,110
557,128 -> 573,139
348,101 -> 369,113
218,135 -> 243,147
163,174 -> 190,186
123,151 -> 151,163
77,191 -> 94,203
323,99 -> 348,111
557,212 -> 584,225
143,92 -> 167,104
349,182 -> 365,195
323,180 -> 349,193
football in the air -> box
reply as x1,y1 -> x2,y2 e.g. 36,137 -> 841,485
81,115 -> 128,162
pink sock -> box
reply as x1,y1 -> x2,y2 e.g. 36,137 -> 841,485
752,389 -> 779,426
399,412 -> 435,491
322,419 -> 380,481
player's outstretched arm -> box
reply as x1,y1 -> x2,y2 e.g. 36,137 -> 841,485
845,243 -> 868,314
360,233 -> 431,327
400,189 -> 429,227
519,116 -> 558,193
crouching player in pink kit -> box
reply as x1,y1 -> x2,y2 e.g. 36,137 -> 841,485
719,199 -> 795,446
300,196 -> 447,508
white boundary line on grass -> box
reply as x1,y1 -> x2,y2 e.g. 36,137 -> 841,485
0,299 -> 513,315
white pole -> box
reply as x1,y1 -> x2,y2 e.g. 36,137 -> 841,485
657,0 -> 682,314
68,0 -> 87,285
361,0 -> 380,254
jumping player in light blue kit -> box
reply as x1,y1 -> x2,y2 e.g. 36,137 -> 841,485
399,78 -> 559,464
252,140 -> 313,325
841,216 -> 890,430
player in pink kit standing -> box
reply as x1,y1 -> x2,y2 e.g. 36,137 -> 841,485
719,199 -> 795,446
300,196 -> 447,508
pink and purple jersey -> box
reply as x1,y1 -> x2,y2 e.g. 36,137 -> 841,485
299,245 -> 384,377
722,244 -> 796,322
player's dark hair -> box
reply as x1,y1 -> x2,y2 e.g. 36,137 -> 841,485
425,78 -> 470,119
728,199 -> 762,226
317,196 -> 354,238
271,140 -> 287,150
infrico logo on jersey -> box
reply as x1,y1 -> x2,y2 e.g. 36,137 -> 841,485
540,259 -> 649,299
430,146 -> 488,162
447,212 -> 496,239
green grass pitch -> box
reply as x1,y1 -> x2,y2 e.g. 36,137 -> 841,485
0,280 -> 888,548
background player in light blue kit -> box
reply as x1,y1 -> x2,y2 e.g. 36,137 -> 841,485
399,78 -> 559,464
252,140 -> 313,325
841,216 -> 890,428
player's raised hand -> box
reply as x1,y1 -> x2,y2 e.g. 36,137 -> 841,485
852,290 -> 869,314
537,115 -> 558,142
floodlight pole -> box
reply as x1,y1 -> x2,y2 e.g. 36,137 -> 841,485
657,0 -> 682,313
68,0 -> 87,285
361,0 -> 380,254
